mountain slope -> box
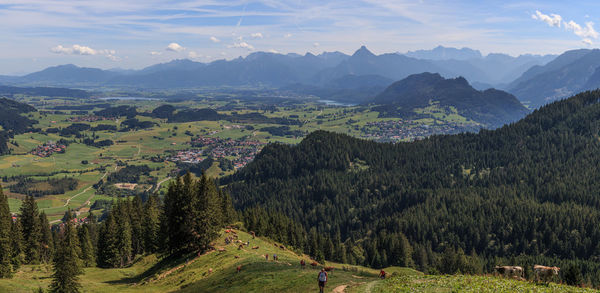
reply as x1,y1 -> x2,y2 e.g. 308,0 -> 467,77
226,90 -> 600,281
22,64 -> 118,85
402,46 -> 556,85
0,230 -> 402,292
0,98 -> 37,155
508,49 -> 600,107
370,72 -> 529,127
314,46 -> 452,84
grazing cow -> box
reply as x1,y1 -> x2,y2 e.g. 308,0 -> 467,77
235,255 -> 240,259
534,265 -> 560,283
494,266 -> 524,279
218,248 -> 226,252
324,266 -> 334,272
250,231 -> 256,239
238,244 -> 244,250
279,245 -> 285,250
252,246 -> 259,249
237,265 -> 242,273
311,261 -> 318,267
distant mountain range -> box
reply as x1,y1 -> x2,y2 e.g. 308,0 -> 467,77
507,49 -> 600,108
0,46 -> 554,98
370,72 -> 529,127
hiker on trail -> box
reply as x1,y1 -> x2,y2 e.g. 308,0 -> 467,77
273,254 -> 277,261
379,269 -> 386,279
300,259 -> 306,269
317,268 -> 328,293
265,254 -> 269,260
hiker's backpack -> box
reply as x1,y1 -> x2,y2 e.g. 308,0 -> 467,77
319,272 -> 327,282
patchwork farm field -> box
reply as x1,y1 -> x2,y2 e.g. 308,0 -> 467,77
1,94 -> 478,221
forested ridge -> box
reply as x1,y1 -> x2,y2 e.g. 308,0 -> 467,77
226,90 -> 600,283
0,98 -> 37,155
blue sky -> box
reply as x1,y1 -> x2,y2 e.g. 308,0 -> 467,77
0,0 -> 598,75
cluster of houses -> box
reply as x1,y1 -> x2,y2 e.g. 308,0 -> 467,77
30,141 -> 66,157
169,136 -> 266,169
362,120 -> 479,142
68,115 -> 116,123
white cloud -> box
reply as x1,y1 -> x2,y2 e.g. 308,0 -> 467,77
228,41 -> 254,51
150,51 -> 162,56
284,33 -> 292,38
210,36 -> 220,43
188,51 -> 201,59
531,10 -> 562,27
50,44 -> 117,60
251,32 -> 263,39
313,42 -> 320,47
51,44 -> 97,55
166,42 -> 185,52
564,20 -> 599,39
268,49 -> 279,54
532,10 -> 599,43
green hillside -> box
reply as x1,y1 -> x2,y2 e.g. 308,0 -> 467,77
0,230 -> 415,292
1,230 -> 595,292
373,274 -> 598,292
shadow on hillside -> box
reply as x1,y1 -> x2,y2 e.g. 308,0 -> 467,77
104,253 -> 189,285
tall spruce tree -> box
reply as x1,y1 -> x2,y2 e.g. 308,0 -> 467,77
20,195 -> 41,264
193,174 -> 223,251
162,173 -> 227,253
39,212 -> 54,264
115,200 -> 132,267
78,225 -> 95,267
142,195 -> 160,253
10,219 -> 24,269
50,211 -> 82,293
0,186 -> 13,277
129,195 -> 144,255
97,213 -> 119,268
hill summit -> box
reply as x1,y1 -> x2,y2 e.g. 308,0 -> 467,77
371,72 -> 529,127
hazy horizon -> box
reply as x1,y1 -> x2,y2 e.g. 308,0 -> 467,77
1,0 -> 599,75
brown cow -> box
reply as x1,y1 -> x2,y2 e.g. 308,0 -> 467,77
311,261 -> 318,267
494,266 -> 524,279
534,265 -> 560,283
324,266 -> 334,272
252,246 -> 259,249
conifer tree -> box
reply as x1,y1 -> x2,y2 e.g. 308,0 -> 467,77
97,213 -> 119,268
10,219 -> 24,269
20,195 -> 41,264
114,200 -> 132,267
193,174 -> 222,251
0,186 -> 13,278
219,190 -> 236,224
129,195 -> 143,255
142,195 -> 160,253
78,225 -> 95,267
50,211 -> 82,293
39,212 -> 54,264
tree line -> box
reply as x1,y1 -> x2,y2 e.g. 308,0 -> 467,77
0,172 -> 235,292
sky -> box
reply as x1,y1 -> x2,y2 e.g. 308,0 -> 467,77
0,0 -> 599,75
